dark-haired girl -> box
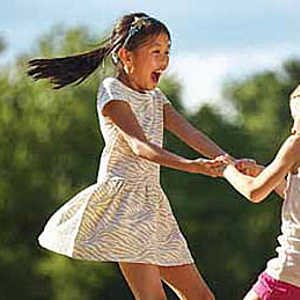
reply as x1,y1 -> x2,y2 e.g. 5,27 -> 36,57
29,12 -> 246,299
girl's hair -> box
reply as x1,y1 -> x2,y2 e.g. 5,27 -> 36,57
27,12 -> 171,89
290,98 -> 300,118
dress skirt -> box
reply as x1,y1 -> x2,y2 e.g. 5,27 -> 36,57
38,177 -> 194,266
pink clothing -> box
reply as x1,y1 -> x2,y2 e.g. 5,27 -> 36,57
253,272 -> 300,299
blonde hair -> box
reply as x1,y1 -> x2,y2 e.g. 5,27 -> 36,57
290,98 -> 300,119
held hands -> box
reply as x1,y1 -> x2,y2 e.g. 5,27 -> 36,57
211,156 -> 260,177
189,155 -> 260,178
234,158 -> 260,177
189,155 -> 230,177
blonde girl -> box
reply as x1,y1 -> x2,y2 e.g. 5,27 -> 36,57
223,85 -> 300,300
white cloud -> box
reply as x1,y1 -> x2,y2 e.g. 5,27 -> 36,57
167,45 -> 300,112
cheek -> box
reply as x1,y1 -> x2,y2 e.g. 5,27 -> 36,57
166,57 -> 170,67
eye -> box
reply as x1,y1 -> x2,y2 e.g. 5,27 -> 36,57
152,49 -> 160,54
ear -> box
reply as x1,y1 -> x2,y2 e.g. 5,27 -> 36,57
118,48 -> 133,69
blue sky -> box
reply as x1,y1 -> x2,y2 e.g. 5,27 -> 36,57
2,0 -> 300,111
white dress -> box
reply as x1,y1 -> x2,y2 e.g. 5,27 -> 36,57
38,77 -> 194,266
266,172 -> 300,287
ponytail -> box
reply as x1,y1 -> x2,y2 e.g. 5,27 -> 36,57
28,12 -> 170,89
28,44 -> 111,89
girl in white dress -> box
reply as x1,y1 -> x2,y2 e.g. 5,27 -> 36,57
28,12 -> 245,299
223,85 -> 300,300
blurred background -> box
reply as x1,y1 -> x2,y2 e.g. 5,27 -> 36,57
1,0 -> 300,299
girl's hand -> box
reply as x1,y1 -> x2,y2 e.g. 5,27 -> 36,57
235,158 -> 259,176
190,156 -> 229,177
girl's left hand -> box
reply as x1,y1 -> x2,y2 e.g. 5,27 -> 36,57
203,154 -> 232,177
235,158 -> 258,176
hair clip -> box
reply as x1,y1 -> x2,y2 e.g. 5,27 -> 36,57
122,16 -> 150,49
130,17 -> 149,34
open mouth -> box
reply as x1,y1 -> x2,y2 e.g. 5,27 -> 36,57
151,71 -> 162,84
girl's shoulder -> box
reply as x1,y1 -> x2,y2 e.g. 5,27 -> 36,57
280,134 -> 300,165
99,77 -> 124,93
285,134 -> 300,150
97,77 -> 128,112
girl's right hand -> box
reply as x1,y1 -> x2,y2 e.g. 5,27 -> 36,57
189,157 -> 228,177
235,159 -> 259,176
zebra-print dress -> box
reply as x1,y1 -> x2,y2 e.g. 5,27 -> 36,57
38,77 -> 194,266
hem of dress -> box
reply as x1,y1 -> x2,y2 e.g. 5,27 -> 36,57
40,245 -> 194,267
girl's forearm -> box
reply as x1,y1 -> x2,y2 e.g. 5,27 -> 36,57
224,162 -> 288,202
129,138 -> 207,174
173,126 -> 227,159
164,105 -> 227,158
248,164 -> 286,199
224,165 -> 259,202
187,130 -> 227,158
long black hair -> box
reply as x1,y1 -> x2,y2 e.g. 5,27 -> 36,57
27,12 -> 171,89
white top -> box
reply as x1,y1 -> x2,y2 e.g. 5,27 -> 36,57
266,173 -> 300,287
96,77 -> 169,184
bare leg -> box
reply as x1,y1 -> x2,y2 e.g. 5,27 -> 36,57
159,264 -> 215,300
119,262 -> 167,300
243,289 -> 261,300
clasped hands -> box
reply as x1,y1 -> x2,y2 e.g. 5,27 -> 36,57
191,154 -> 259,178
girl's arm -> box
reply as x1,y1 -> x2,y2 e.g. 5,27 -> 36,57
243,164 -> 287,199
163,104 -> 227,158
223,135 -> 300,203
102,100 -> 225,176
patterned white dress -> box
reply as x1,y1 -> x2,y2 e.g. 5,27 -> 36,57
38,77 -> 194,266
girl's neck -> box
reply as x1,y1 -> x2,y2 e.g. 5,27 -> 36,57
116,71 -> 147,94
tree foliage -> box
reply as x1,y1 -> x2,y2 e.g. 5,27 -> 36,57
1,26 -> 300,299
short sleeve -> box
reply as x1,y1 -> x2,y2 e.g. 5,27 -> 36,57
97,77 -> 129,111
155,88 -> 171,106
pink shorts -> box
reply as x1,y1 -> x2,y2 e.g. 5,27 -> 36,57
253,272 -> 300,299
